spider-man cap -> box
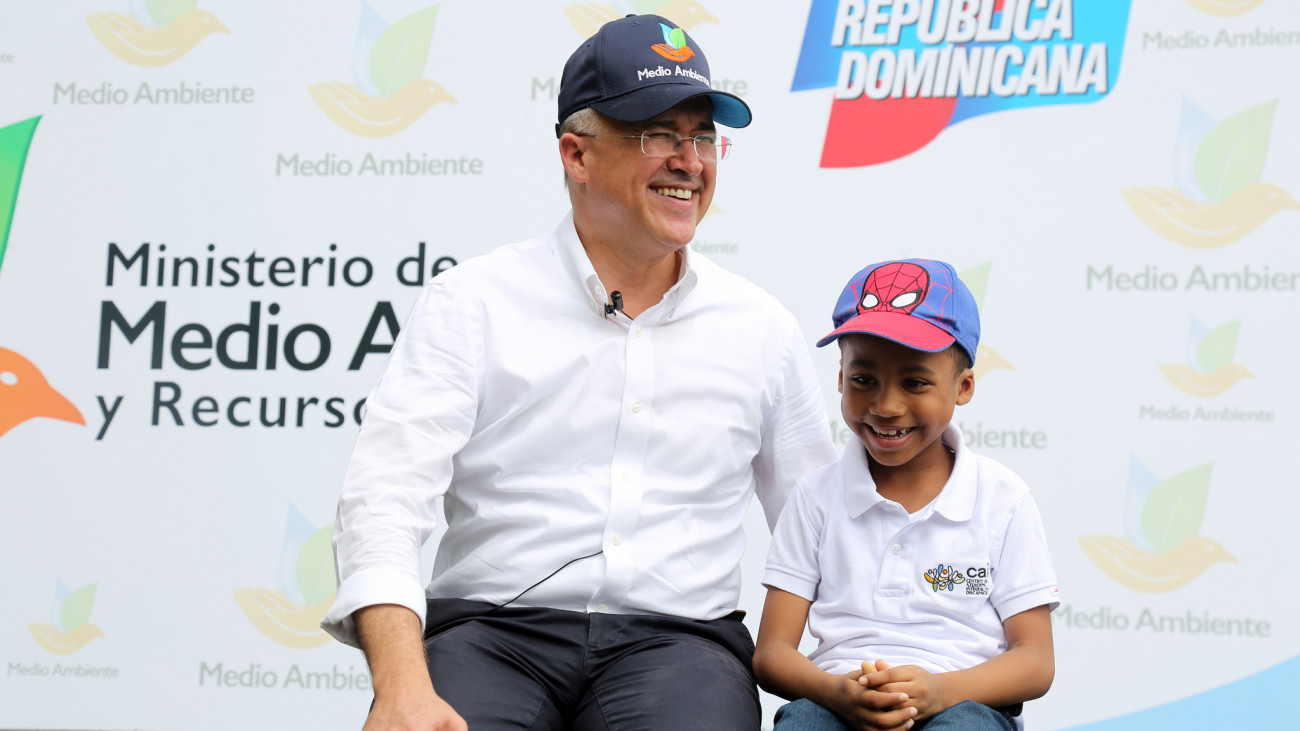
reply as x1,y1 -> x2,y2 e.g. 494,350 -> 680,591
817,259 -> 980,366
555,14 -> 752,136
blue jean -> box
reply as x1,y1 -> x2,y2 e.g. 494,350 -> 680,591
774,698 -> 1017,731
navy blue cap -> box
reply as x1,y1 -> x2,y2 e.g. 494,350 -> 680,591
556,14 -> 752,135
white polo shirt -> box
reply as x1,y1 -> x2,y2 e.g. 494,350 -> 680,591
323,213 -> 837,648
764,424 -> 1060,675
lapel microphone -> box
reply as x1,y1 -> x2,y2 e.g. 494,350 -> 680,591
604,291 -> 624,316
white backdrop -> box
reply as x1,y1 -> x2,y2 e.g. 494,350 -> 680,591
2,1 -> 1297,729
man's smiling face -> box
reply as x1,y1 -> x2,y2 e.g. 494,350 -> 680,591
579,97 -> 717,257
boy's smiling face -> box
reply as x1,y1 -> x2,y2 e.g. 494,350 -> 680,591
838,334 -> 975,474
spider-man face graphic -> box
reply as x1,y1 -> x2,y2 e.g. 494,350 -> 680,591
859,262 -> 930,316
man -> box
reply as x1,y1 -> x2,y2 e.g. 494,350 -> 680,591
323,14 -> 836,730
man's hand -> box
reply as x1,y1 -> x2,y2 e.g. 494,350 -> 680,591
357,604 -> 467,731
824,664 -> 917,731
860,660 -> 945,721
363,692 -> 467,731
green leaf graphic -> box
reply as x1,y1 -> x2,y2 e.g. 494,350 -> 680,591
296,524 -> 337,606
370,6 -> 439,98
60,583 -> 98,630
669,27 -> 687,49
958,263 -> 991,307
146,0 -> 199,27
1194,100 -> 1276,204
0,116 -> 40,279
1197,320 -> 1241,373
1142,464 -> 1213,553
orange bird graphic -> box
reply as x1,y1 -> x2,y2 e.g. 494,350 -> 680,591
0,348 -> 85,438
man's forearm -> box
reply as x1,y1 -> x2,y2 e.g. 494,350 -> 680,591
356,604 -> 468,731
357,604 -> 433,700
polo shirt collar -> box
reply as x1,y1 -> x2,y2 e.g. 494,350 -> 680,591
552,212 -> 699,320
841,423 -> 974,521
842,442 -> 884,519
931,423 -> 975,522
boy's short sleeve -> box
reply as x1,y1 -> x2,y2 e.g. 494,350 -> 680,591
762,472 -> 829,602
991,492 -> 1061,621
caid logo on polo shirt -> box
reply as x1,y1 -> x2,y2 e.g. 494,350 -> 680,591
28,582 -> 104,654
233,505 -> 336,648
1079,457 -> 1235,593
792,1 -> 1132,167
924,563 -> 991,596
309,3 -> 455,138
1,117 -> 87,441
923,564 -> 964,591
1122,97 -> 1297,248
85,0 -> 227,67
1186,0 -> 1265,17
564,1 -> 718,39
1159,317 -> 1251,397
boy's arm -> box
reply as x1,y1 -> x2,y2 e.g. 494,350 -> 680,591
863,605 -> 1055,721
754,588 -> 917,731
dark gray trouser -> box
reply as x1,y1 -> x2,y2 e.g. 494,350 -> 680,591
422,599 -> 761,730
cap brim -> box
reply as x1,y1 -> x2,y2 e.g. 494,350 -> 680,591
816,311 -> 957,350
592,85 -> 752,128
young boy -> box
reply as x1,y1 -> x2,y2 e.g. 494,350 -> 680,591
754,259 -> 1059,731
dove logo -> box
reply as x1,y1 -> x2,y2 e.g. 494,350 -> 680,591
1159,317 -> 1252,397
85,1 -> 228,67
28,582 -> 105,655
0,348 -> 87,440
958,263 -> 1013,383
563,2 -> 718,39
652,23 -> 696,62
1079,458 -> 1236,594
233,505 -> 335,648
1185,0 -> 1266,17
1122,97 -> 1298,248
792,0 -> 1131,167
309,3 -> 456,138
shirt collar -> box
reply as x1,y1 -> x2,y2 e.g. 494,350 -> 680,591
841,423 -> 974,521
842,441 -> 884,518
552,211 -> 699,321
931,423 -> 975,521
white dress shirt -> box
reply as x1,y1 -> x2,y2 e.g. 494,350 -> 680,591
323,213 -> 836,647
764,424 -> 1060,675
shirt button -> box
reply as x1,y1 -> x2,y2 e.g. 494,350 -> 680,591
597,603 -> 609,613
612,534 -> 623,546
891,544 -> 902,555
635,327 -> 644,337
631,401 -> 642,413
621,473 -> 631,483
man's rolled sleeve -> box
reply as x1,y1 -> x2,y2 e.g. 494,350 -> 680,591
322,277 -> 482,646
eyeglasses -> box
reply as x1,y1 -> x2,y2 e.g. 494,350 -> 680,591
578,131 -> 733,161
